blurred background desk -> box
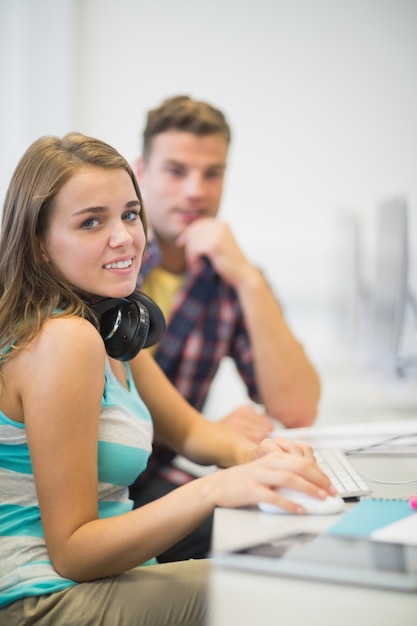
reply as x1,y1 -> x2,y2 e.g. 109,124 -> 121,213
203,304 -> 417,428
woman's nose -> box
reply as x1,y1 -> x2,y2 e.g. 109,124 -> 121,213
109,221 -> 133,247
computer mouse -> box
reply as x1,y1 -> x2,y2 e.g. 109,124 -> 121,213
258,488 -> 345,515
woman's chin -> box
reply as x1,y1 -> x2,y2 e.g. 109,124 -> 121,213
85,288 -> 134,304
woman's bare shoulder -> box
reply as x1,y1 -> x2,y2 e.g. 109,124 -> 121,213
1,316 -> 105,421
27,315 -> 105,364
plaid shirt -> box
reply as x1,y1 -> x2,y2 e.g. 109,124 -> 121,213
133,240 -> 261,482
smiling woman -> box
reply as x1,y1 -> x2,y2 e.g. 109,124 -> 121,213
41,164 -> 146,303
0,132 -> 336,626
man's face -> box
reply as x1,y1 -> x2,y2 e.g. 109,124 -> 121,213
136,130 -> 228,244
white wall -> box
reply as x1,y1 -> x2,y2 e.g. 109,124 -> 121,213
1,0 -> 416,402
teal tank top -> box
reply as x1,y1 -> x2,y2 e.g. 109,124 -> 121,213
0,359 -> 154,608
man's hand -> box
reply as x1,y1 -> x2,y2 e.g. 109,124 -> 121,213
220,405 -> 276,444
176,218 -> 252,288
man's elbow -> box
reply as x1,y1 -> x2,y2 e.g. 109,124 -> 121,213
268,381 -> 321,429
287,404 -> 318,428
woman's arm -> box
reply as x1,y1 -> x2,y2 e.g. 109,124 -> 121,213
19,318 -> 334,583
129,350 -> 256,467
20,317 -> 230,581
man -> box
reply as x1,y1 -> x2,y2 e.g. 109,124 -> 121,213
130,95 -> 321,561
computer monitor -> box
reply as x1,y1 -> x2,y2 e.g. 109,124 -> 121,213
370,197 -> 408,375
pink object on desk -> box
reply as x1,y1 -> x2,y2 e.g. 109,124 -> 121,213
409,495 -> 417,509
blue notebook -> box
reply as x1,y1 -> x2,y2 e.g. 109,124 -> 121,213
327,498 -> 415,537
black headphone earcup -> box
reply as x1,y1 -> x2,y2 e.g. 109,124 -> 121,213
100,299 -> 149,360
89,291 -> 165,361
130,291 -> 166,348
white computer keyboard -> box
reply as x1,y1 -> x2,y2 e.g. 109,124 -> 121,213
314,448 -> 372,498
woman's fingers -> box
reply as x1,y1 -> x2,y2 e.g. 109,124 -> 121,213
210,451 -> 338,510
269,436 -> 315,458
259,453 -> 336,496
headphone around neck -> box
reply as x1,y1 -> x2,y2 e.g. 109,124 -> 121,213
89,290 -> 166,361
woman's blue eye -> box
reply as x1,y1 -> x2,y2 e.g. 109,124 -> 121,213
81,217 -> 99,229
123,210 -> 140,221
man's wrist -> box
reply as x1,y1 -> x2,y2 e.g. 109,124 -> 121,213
236,266 -> 275,302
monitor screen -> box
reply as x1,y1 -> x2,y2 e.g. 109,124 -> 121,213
371,197 -> 408,375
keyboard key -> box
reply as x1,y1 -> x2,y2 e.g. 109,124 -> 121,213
314,448 -> 372,498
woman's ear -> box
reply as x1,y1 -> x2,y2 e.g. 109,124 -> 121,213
38,237 -> 50,263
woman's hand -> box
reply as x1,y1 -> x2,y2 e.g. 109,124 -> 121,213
201,444 -> 337,514
249,435 -> 316,462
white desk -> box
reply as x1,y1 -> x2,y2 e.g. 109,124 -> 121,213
206,309 -> 417,624
209,556 -> 417,626
209,454 -> 417,626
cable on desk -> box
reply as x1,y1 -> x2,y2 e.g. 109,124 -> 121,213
344,433 -> 417,493
344,432 -> 417,455
358,473 -> 417,486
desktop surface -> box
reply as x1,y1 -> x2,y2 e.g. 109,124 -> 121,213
209,559 -> 417,626
206,304 -> 417,625
209,454 -> 417,626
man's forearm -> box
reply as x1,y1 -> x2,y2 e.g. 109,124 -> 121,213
236,267 -> 321,428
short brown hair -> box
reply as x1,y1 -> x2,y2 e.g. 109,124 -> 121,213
142,95 -> 231,160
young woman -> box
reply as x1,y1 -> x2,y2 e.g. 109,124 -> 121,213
0,133 -> 336,625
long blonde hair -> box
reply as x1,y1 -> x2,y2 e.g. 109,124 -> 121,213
0,132 -> 146,366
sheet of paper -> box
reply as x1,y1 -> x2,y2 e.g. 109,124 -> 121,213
371,512 -> 417,545
272,418 -> 417,454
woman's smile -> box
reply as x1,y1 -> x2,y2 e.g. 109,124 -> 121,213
42,165 -> 146,300
104,257 -> 134,270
